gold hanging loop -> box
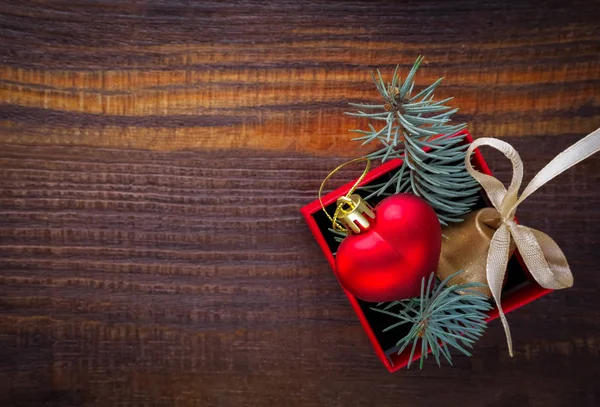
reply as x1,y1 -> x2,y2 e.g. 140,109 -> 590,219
318,157 -> 371,233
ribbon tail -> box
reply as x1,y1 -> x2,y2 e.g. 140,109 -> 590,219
512,127 -> 600,212
487,224 -> 514,356
513,225 -> 573,289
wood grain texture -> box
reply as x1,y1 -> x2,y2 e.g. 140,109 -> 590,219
1,0 -> 599,154
1,1 -> 600,406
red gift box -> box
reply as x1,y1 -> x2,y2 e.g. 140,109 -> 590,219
300,130 -> 552,372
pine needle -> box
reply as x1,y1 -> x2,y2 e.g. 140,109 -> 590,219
371,271 -> 492,369
349,57 -> 480,224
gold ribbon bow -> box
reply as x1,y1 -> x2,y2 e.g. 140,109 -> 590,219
465,127 -> 600,356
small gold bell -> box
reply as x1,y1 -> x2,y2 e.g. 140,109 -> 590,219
437,207 -> 516,297
336,194 -> 375,234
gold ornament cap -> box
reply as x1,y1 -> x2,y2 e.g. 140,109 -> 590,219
336,194 -> 375,234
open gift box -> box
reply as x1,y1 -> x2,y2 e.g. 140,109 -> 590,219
300,130 -> 553,372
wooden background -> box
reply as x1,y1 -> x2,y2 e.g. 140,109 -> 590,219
1,1 -> 599,406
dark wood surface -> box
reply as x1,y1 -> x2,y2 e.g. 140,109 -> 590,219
1,1 -> 599,406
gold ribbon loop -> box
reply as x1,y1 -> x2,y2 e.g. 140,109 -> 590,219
318,157 -> 371,233
465,127 -> 600,356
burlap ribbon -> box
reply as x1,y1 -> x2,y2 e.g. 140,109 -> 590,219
465,127 -> 600,356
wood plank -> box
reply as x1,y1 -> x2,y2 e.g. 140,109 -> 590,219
1,1 -> 599,154
1,1 -> 599,406
1,135 -> 599,406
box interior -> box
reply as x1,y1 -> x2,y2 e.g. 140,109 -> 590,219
311,166 -> 531,361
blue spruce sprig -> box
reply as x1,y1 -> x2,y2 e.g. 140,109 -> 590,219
347,56 -> 480,224
371,271 -> 492,369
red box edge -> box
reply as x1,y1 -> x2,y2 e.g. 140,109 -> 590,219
301,130 -> 553,372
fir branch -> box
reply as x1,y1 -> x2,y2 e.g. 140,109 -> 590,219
348,57 -> 480,224
371,271 -> 492,369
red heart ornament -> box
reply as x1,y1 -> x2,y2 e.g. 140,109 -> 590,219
335,194 -> 442,302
